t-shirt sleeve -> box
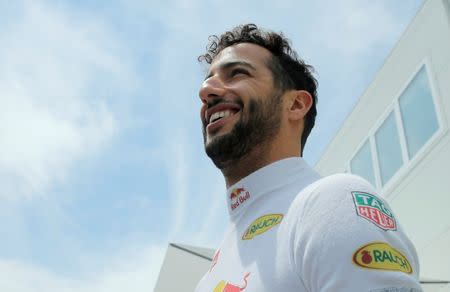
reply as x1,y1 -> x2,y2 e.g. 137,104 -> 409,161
292,174 -> 422,292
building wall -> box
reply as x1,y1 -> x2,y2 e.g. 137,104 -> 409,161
315,0 -> 450,283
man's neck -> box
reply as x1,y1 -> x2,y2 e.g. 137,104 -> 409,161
222,149 -> 269,188
222,142 -> 301,188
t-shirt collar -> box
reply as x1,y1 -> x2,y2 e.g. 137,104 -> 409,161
226,157 -> 310,218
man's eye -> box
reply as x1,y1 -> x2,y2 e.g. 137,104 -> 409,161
230,68 -> 249,77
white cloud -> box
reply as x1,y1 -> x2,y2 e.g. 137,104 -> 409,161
0,244 -> 166,292
308,0 -> 397,56
166,137 -> 190,240
0,0 -> 132,198
192,177 -> 228,247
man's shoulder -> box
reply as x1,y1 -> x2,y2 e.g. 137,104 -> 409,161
296,172 -> 374,200
286,172 -> 377,220
315,172 -> 370,186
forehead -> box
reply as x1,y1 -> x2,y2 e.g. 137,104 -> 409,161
209,43 -> 273,73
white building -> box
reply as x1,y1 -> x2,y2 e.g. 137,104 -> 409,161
316,0 -> 450,290
154,243 -> 214,292
155,0 -> 450,290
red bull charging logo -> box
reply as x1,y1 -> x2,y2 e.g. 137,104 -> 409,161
209,250 -> 220,272
214,272 -> 250,292
230,188 -> 250,211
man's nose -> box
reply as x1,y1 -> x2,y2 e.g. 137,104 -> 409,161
199,76 -> 226,104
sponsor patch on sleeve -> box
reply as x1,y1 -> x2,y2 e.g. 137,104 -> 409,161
353,242 -> 412,274
352,191 -> 397,231
242,214 -> 283,240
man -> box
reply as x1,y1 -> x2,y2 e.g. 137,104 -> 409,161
195,24 -> 422,292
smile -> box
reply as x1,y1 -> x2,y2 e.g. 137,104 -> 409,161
205,103 -> 241,128
209,109 -> 237,124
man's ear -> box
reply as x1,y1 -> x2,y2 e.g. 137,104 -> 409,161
286,90 -> 313,121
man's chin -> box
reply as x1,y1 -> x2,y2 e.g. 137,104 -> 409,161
205,132 -> 225,146
204,131 -> 240,169
205,132 -> 229,154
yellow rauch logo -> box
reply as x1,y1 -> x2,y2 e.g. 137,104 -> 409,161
242,214 -> 283,240
353,242 -> 413,274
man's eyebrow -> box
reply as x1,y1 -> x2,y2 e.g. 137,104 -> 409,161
204,61 -> 256,80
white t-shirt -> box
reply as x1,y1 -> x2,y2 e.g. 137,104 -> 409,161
195,157 -> 422,292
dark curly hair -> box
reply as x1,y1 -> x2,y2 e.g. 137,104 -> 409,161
198,24 -> 318,155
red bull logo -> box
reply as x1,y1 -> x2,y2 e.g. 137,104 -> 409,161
209,250 -> 220,272
230,187 -> 250,211
230,188 -> 245,200
214,272 -> 250,292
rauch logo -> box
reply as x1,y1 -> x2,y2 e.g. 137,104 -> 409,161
353,242 -> 412,274
352,191 -> 397,231
230,187 -> 250,211
242,214 -> 283,240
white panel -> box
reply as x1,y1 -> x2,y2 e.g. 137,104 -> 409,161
154,245 -> 212,292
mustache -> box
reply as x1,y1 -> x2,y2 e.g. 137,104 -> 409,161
206,97 -> 244,110
202,97 -> 244,132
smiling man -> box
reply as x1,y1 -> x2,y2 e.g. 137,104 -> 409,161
195,24 -> 422,292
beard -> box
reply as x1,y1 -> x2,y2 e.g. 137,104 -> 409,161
203,93 -> 282,170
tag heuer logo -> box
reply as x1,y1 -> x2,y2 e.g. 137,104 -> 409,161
352,192 -> 397,231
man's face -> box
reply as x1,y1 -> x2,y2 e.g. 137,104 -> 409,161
199,43 -> 283,169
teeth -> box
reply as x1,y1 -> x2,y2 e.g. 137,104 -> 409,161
209,110 -> 234,124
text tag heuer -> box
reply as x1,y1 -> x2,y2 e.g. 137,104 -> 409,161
352,191 -> 396,231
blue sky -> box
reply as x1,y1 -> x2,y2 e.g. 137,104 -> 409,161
0,0 -> 424,290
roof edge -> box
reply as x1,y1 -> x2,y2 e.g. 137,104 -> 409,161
169,243 -> 213,261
